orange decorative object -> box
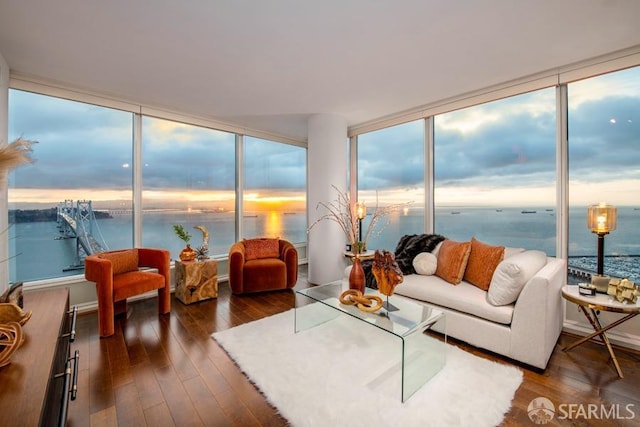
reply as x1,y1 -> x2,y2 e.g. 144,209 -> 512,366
372,250 -> 404,297
339,289 -> 383,312
179,244 -> 198,262
228,239 -> 298,294
349,256 -> 365,292
84,248 -> 171,337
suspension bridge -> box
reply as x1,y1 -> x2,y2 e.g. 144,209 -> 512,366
57,199 -> 109,271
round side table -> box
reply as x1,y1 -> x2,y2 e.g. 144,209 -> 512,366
561,285 -> 640,378
343,250 -> 376,261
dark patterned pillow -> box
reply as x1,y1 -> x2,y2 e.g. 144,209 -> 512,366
394,234 -> 446,274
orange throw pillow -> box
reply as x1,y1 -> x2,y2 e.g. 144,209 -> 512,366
463,237 -> 505,291
435,240 -> 471,285
244,238 -> 280,260
98,249 -> 139,275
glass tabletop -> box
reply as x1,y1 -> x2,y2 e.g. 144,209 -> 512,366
296,281 -> 443,338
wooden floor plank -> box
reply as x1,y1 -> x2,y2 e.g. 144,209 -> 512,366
67,264 -> 640,426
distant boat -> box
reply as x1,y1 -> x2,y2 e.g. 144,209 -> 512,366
284,212 -> 296,215
496,209 -> 502,212
451,211 -> 461,215
545,209 -> 553,212
521,210 -> 536,214
243,215 -> 258,218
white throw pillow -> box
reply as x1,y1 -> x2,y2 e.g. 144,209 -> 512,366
504,247 -> 526,259
487,250 -> 548,306
432,241 -> 444,258
413,252 -> 438,276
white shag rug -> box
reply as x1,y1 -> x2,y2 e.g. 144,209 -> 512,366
212,307 -> 522,427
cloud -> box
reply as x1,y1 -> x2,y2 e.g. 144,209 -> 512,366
7,68 -> 639,208
8,90 -> 306,194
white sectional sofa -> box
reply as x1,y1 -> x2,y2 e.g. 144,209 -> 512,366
394,254 -> 566,369
354,236 -> 567,370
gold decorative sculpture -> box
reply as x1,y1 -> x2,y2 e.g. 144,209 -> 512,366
339,289 -> 383,312
194,225 -> 210,260
607,278 -> 639,304
0,303 -> 32,326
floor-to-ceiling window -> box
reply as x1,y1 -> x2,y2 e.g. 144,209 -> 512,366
567,66 -> 640,281
6,91 -> 308,284
433,88 -> 557,253
8,89 -> 134,281
357,120 -> 425,251
141,117 -> 236,260
243,136 -> 307,243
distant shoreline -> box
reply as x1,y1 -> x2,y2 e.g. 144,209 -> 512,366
9,208 -> 113,223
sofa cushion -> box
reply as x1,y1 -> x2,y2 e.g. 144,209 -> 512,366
504,247 -> 525,259
413,252 -> 437,275
98,249 -> 139,275
395,274 -> 515,325
113,270 -> 165,301
243,258 -> 287,292
244,238 -> 280,260
487,250 -> 548,306
463,238 -> 505,291
435,239 -> 471,285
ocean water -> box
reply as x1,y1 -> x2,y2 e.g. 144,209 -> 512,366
8,207 -> 640,283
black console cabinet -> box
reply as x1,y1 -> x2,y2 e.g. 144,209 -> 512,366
0,288 -> 78,426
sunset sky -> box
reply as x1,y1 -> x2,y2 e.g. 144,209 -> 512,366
7,67 -> 639,210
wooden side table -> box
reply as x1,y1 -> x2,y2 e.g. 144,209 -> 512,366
561,285 -> 640,378
175,259 -> 218,304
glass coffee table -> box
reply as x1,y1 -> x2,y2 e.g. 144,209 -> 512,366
295,281 -> 446,402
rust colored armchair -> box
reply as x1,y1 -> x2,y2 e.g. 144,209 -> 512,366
229,238 -> 298,294
85,248 -> 171,337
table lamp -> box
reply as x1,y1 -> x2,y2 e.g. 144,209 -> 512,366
355,202 -> 367,246
587,202 -> 617,292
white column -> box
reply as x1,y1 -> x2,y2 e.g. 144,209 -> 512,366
0,52 -> 10,292
307,114 -> 348,284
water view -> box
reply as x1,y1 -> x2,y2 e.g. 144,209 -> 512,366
9,205 -> 640,284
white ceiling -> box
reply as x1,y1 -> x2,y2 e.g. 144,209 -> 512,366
1,0 -> 640,141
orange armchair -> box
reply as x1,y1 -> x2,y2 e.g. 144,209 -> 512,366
85,248 -> 171,337
229,238 -> 298,294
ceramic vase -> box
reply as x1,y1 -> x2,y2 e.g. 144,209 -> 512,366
349,256 -> 365,293
179,244 -> 197,262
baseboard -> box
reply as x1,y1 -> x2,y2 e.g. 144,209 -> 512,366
562,319 -> 640,352
46,274 -> 231,315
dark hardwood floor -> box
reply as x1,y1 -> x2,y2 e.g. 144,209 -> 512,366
68,265 -> 640,426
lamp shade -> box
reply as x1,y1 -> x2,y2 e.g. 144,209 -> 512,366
355,202 -> 367,220
587,203 -> 617,234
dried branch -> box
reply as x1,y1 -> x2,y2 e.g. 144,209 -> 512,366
0,137 -> 37,174
308,185 -> 411,251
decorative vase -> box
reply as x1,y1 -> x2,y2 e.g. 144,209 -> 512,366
179,244 -> 197,262
349,256 -> 365,293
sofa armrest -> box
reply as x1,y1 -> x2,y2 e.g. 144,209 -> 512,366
279,240 -> 298,288
228,242 -> 246,294
84,255 -> 112,284
510,257 -> 566,368
138,248 -> 171,282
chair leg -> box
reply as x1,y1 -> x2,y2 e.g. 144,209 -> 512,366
114,299 -> 127,316
158,287 -> 171,315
